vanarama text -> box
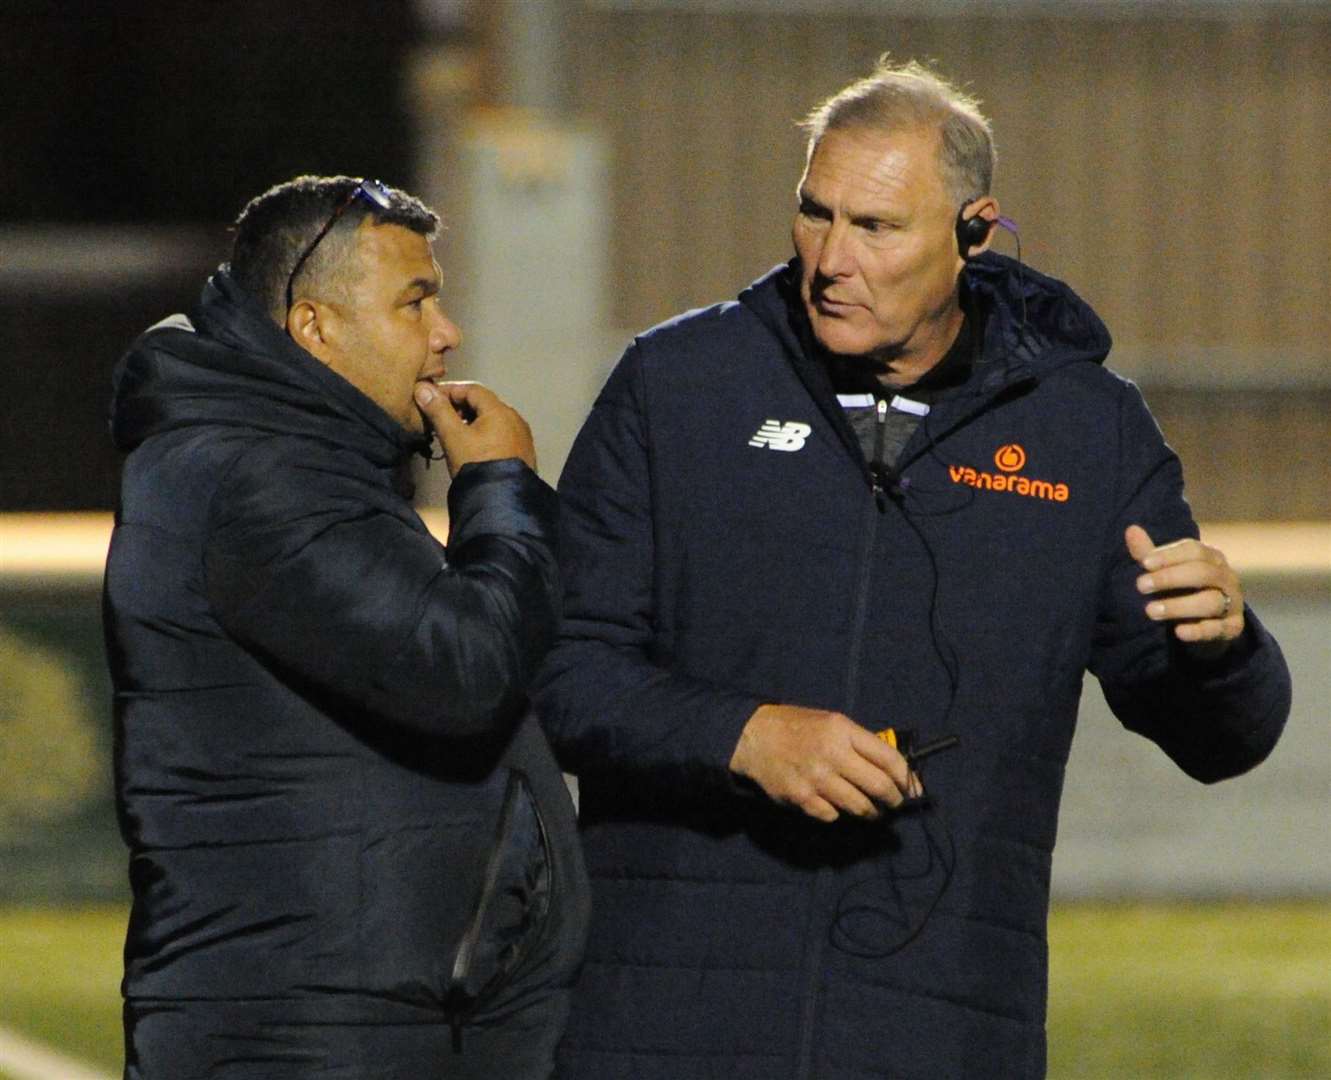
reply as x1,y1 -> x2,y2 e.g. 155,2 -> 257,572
948,465 -> 1070,503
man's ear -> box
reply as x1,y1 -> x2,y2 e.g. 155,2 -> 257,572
954,195 -> 1002,274
961,197 -> 1001,252
286,299 -> 335,365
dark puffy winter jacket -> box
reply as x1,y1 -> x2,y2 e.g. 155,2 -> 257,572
535,254 -> 1290,1079
103,269 -> 588,1078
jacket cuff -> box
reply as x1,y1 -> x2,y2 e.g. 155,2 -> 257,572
692,692 -> 767,792
446,459 -> 558,546
1166,608 -> 1290,780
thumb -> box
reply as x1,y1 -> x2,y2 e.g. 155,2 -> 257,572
439,380 -> 500,417
414,381 -> 465,433
1124,524 -> 1156,566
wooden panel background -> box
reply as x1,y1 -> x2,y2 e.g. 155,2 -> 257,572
551,7 -> 1331,520
1145,387 -> 1331,521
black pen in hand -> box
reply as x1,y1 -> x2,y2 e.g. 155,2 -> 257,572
905,735 -> 961,765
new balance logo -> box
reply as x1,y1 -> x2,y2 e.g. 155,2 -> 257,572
748,420 -> 812,452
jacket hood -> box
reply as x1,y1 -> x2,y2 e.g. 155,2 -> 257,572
109,267 -> 430,466
738,251 -> 1113,386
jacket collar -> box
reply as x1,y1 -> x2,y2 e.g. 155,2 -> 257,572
111,268 -> 431,468
739,253 -> 1112,469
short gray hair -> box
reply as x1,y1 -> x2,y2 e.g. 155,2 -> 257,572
800,57 -> 996,205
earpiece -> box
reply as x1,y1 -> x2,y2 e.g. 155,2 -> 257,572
955,206 -> 995,258
955,204 -> 1029,344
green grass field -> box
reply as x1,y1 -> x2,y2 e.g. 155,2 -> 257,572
1048,902 -> 1331,1078
0,906 -> 123,1074
2,902 -> 1328,1078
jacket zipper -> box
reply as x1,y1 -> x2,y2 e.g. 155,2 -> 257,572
794,465 -> 883,1080
870,397 -> 890,511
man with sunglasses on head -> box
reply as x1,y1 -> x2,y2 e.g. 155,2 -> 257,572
103,174 -> 588,1078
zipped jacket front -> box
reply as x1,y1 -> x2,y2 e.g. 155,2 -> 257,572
535,254 -> 1290,1079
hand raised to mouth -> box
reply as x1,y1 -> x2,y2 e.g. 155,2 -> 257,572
414,380 -> 537,475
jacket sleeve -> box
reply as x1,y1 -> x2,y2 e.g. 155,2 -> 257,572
1087,381 -> 1291,783
203,443 -> 560,740
533,346 -> 765,784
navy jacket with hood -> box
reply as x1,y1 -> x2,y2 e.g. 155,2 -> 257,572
103,270 -> 588,1078
535,254 -> 1290,1079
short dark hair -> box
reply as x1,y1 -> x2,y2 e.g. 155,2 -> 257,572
230,175 -> 440,322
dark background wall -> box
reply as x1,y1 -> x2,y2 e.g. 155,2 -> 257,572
0,1 -> 425,511
1,3 -> 419,225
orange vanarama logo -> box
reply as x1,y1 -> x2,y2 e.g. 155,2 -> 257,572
949,443 -> 1070,503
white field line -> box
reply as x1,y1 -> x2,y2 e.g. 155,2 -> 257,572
0,1024 -> 116,1080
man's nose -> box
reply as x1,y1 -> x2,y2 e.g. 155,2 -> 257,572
430,308 -> 462,353
816,220 -> 854,278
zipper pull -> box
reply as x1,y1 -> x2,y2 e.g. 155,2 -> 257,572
871,398 -> 890,510
873,398 -> 888,466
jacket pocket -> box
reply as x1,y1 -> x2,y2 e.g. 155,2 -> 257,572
445,768 -> 552,1043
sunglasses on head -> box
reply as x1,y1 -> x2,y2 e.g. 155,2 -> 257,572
284,178 -> 393,313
